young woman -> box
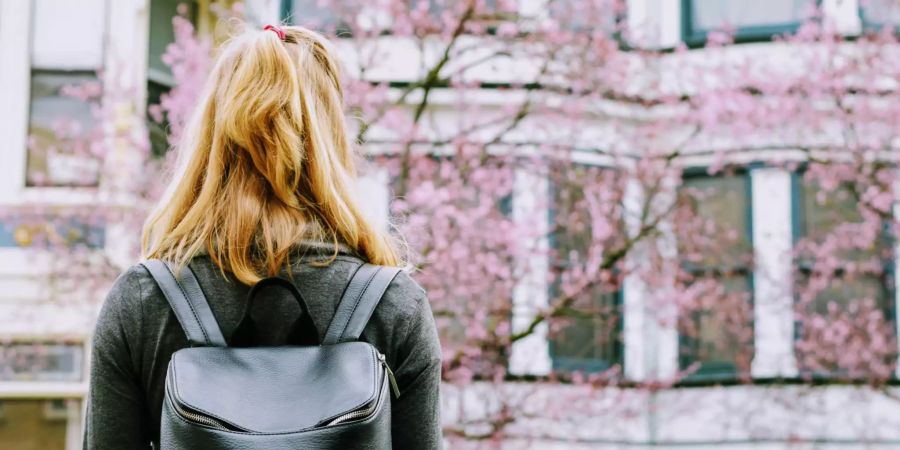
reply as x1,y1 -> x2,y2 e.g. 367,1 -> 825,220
84,24 -> 442,449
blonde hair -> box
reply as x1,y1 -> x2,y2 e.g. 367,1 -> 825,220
142,24 -> 401,284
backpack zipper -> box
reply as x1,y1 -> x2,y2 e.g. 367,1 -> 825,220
172,401 -> 232,431
167,376 -> 235,431
326,351 -> 398,426
376,351 -> 401,398
325,397 -> 380,426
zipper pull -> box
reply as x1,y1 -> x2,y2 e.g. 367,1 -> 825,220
377,352 -> 401,398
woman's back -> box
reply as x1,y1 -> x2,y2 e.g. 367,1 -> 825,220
84,22 -> 441,449
83,242 -> 442,449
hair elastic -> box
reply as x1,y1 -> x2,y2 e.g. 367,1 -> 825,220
263,24 -> 286,41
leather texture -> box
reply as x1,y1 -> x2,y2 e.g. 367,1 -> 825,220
323,265 -> 402,345
161,372 -> 391,450
141,260 -> 227,347
168,343 -> 381,432
143,260 -> 398,449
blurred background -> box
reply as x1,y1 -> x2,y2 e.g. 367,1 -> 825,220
1,0 -> 900,448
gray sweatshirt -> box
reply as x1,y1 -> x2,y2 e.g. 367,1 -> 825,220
83,242 -> 442,449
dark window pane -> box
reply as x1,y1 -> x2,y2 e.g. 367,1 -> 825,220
794,174 -> 895,376
677,173 -> 754,378
548,166 -> 623,372
147,0 -> 187,86
146,1 -> 199,158
549,165 -> 625,259
795,271 -> 896,377
685,274 -> 754,369
26,71 -> 101,187
797,178 -> 888,262
810,275 -> 889,314
679,174 -> 752,265
799,179 -> 861,238
550,290 -> 620,372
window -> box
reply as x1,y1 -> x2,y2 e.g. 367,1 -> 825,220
147,0 -> 185,87
283,0 -> 351,34
399,0 -> 503,25
385,153 -> 516,377
548,290 -> 622,373
0,343 -> 84,382
26,0 -> 106,187
547,165 -> 624,374
549,0 -> 622,35
792,174 -> 895,376
283,0 -> 511,36
676,172 -> 755,379
146,0 -> 199,157
861,0 -> 900,29
682,0 -> 809,46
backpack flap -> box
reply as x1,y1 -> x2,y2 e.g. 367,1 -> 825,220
166,342 -> 387,433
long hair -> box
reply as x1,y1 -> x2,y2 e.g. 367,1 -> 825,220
142,24 -> 401,284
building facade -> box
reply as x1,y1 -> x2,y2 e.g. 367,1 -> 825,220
0,0 -> 899,449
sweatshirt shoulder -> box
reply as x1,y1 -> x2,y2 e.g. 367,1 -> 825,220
102,263 -> 153,315
92,263 -> 153,356
380,268 -> 429,315
377,268 -> 441,370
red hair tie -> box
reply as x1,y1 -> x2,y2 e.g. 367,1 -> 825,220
263,24 -> 286,41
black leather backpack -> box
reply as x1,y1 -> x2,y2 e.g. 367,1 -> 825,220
141,259 -> 401,449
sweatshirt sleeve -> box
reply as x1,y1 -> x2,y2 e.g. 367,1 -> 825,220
83,266 -> 152,449
390,292 -> 444,450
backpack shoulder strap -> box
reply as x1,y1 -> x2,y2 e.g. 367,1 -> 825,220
140,259 -> 227,347
322,263 -> 402,345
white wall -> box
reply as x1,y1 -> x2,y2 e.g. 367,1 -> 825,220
443,381 -> 900,447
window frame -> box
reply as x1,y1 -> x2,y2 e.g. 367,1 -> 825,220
386,152 -> 518,376
24,0 -> 109,190
676,167 -> 756,382
24,68 -> 104,189
547,290 -> 624,374
544,165 -> 625,374
789,170 -> 897,377
145,0 -> 202,159
859,0 -> 900,33
680,0 -> 809,47
0,0 -> 114,254
281,0 -> 628,44
0,342 -> 85,383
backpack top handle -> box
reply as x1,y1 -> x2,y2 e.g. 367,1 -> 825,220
231,276 -> 321,347
141,260 -> 228,347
